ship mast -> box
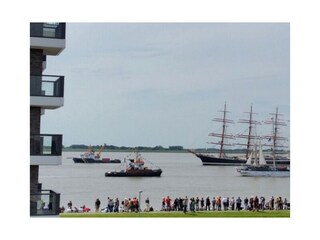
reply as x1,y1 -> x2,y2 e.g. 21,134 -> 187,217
264,107 -> 288,167
208,102 -> 234,158
236,105 -> 260,159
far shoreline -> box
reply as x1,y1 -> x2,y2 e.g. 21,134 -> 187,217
62,148 -> 290,155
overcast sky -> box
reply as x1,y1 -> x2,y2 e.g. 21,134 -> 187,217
42,23 -> 290,148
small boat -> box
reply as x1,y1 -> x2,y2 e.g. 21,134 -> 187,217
236,141 -> 290,177
105,152 -> 162,177
73,144 -> 121,164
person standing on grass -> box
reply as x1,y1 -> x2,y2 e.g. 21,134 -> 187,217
236,197 -> 242,211
67,200 -> 73,212
195,197 -> 200,211
283,198 -> 288,210
179,197 -> 183,211
200,197 -> 205,210
183,196 -> 188,213
253,196 -> 259,211
244,197 -> 248,210
216,196 -> 222,211
260,196 -> 265,211
230,197 -> 235,210
162,197 -> 165,211
270,196 -> 275,210
190,197 -> 195,212
165,196 -> 171,211
222,197 -> 228,210
249,196 -> 254,210
114,198 -> 119,212
212,197 -> 216,211
205,196 -> 211,211
95,198 -> 101,212
145,197 -> 150,212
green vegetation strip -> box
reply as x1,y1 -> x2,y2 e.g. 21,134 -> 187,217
60,210 -> 290,218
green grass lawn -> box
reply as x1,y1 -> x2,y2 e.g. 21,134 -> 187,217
60,210 -> 290,218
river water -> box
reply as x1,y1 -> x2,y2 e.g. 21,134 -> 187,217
39,151 -> 290,210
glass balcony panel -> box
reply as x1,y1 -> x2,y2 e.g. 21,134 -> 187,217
30,190 -> 60,215
30,23 -> 65,39
30,134 -> 62,156
42,81 -> 54,96
30,75 -> 64,97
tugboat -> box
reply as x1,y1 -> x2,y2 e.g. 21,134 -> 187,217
105,152 -> 162,177
73,144 -> 121,164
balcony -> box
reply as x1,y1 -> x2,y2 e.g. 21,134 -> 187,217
30,75 -> 64,109
30,189 -> 61,216
30,23 -> 66,55
30,134 -> 62,165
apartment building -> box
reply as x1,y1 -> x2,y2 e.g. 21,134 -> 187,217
30,23 -> 65,215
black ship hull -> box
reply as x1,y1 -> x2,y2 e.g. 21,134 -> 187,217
105,169 -> 162,177
73,158 -> 121,164
193,153 -> 290,166
195,153 -> 246,166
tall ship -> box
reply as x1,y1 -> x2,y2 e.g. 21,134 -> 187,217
189,103 -> 245,166
235,104 -> 260,160
190,104 -> 290,166
262,107 -> 290,166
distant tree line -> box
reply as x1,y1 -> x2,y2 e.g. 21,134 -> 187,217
66,144 -> 185,151
64,144 -> 289,153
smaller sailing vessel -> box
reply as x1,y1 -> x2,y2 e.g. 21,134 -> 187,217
105,152 -> 162,177
73,144 -> 121,164
236,141 -> 290,177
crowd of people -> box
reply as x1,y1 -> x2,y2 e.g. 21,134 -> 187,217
60,195 -> 289,213
60,201 -> 91,213
160,195 -> 289,212
60,196 -> 152,213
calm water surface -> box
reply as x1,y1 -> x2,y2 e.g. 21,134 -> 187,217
39,152 -> 290,210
